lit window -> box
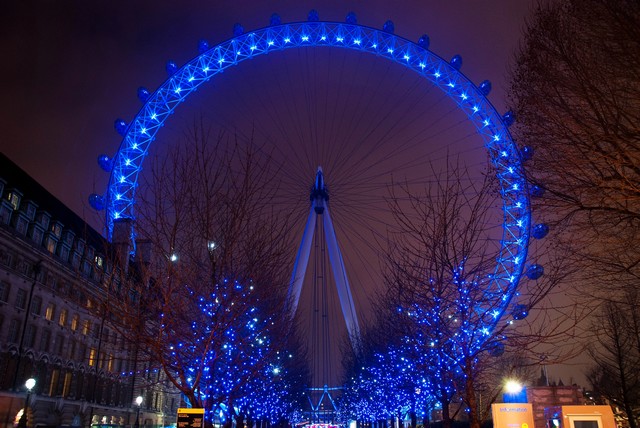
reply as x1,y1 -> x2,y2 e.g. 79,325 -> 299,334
7,192 -> 20,210
89,348 -> 97,366
70,314 -> 79,331
45,303 -> 56,321
59,309 -> 68,327
51,223 -> 62,237
82,320 -> 91,335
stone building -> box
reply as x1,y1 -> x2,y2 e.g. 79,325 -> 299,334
0,153 -> 179,428
527,382 -> 585,428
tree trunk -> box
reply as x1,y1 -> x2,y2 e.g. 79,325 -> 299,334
441,400 -> 451,428
465,373 -> 480,428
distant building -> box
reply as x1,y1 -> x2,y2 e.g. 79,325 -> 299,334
0,153 -> 178,428
527,374 -> 586,428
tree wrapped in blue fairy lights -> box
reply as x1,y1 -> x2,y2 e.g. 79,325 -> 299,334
102,127 -> 308,426
342,160 -> 555,428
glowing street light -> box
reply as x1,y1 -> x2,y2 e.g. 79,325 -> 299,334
134,396 -> 143,428
505,380 -> 523,394
503,379 -> 527,403
18,378 -> 36,428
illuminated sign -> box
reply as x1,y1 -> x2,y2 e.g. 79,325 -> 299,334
177,408 -> 205,428
492,403 -> 535,428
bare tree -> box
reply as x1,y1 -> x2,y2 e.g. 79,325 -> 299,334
587,291 -> 640,428
101,122 -> 307,424
381,159 -> 572,428
509,0 -> 640,302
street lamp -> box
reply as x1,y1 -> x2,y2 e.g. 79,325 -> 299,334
17,378 -> 36,428
503,379 -> 527,403
505,380 -> 523,394
134,396 -> 143,428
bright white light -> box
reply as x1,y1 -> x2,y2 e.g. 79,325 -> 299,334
208,241 -> 217,251
267,40 -> 274,46
284,38 -> 291,43
354,39 -> 361,45
25,378 -> 36,391
136,395 -> 143,406
174,87 -> 181,94
337,37 -> 344,42
505,380 -> 523,394
301,36 -> 309,42
170,253 -> 178,262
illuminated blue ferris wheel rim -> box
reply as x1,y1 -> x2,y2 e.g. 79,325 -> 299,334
102,17 -> 530,324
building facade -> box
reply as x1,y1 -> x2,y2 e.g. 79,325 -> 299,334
0,153 -> 179,428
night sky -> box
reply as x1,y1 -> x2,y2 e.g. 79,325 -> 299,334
2,1 -> 589,385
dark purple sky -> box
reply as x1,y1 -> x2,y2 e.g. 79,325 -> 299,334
1,0 -> 533,227
2,0 -> 590,386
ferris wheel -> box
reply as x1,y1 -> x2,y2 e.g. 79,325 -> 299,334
90,10 -> 543,381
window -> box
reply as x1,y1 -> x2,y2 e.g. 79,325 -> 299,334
8,192 -> 20,210
0,281 -> 10,302
15,289 -> 27,310
88,348 -> 97,366
82,320 -> 91,335
68,339 -> 76,360
107,354 -> 114,372
46,274 -> 57,289
58,309 -> 67,327
70,314 -> 79,331
40,329 -> 51,352
24,324 -> 36,348
25,203 -> 36,220
45,303 -> 56,321
8,319 -> 20,343
89,348 -> 98,367
62,372 -> 72,397
31,228 -> 43,245
46,238 -> 56,254
51,223 -> 62,237
78,344 -> 86,361
95,255 -> 104,268
55,334 -> 65,355
15,216 -> 28,235
49,369 -> 59,396
92,323 -> 100,339
30,296 -> 42,316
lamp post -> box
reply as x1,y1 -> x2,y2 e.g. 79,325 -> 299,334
134,396 -> 143,428
17,378 -> 36,428
503,379 -> 527,403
